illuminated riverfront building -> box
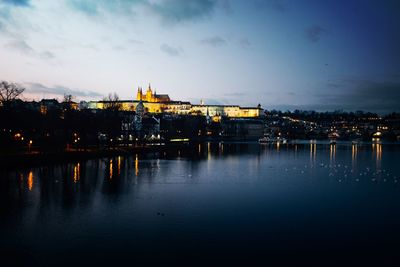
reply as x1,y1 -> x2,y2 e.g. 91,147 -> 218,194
87,84 -> 263,118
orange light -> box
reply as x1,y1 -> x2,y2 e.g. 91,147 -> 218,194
27,171 -> 33,191
109,159 -> 113,179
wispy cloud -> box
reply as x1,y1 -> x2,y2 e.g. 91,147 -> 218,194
305,25 -> 327,43
200,36 -> 227,47
112,45 -> 126,51
160,43 -> 183,56
128,38 -> 144,45
39,51 -> 55,59
5,39 -> 34,54
4,39 -> 55,60
148,0 -> 217,23
68,0 -> 219,24
68,0 -> 100,15
25,82 -> 103,98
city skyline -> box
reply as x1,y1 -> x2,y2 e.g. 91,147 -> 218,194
0,0 -> 399,113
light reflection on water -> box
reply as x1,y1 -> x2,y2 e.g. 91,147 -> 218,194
1,142 -> 400,266
27,171 -> 33,191
73,163 -> 80,183
3,143 -> 400,206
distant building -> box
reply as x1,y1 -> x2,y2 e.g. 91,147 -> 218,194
87,84 -> 263,118
40,99 -> 61,114
137,84 -> 170,103
134,101 -> 160,140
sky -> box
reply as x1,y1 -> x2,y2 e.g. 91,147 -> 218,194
0,0 -> 399,113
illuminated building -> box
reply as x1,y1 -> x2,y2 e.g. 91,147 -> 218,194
137,84 -> 170,103
87,84 -> 263,118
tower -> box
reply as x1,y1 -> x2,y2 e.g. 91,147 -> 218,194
136,87 -> 143,101
146,83 -> 153,102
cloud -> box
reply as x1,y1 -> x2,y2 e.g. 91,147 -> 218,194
128,38 -> 144,45
305,25 -> 327,42
68,0 -> 100,15
4,39 -> 55,59
68,0 -> 219,24
39,51 -> 55,59
67,0 -> 145,16
113,45 -> 126,51
5,39 -> 34,55
1,0 -> 30,6
266,79 -> 400,114
160,43 -> 183,56
148,0 -> 217,23
200,36 -> 226,47
25,82 -> 103,98
314,79 -> 400,113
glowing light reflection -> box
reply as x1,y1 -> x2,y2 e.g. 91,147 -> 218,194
118,156 -> 121,175
27,171 -> 33,191
330,143 -> 336,165
310,143 -> 316,165
135,154 -> 139,176
376,143 -> 382,170
352,144 -> 357,171
73,163 -> 80,183
109,159 -> 113,179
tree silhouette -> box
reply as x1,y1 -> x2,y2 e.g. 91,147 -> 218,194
0,81 -> 25,106
103,92 -> 122,111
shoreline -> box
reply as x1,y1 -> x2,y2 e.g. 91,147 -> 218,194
0,144 -> 189,171
1,140 -> 399,171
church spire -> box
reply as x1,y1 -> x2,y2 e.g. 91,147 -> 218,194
136,86 -> 143,101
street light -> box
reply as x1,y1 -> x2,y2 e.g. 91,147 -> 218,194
28,140 -> 33,153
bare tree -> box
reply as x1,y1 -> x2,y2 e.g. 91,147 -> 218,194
62,93 -> 75,110
0,81 -> 25,105
63,94 -> 73,103
103,92 -> 122,111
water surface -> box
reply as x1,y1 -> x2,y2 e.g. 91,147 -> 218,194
1,142 -> 400,266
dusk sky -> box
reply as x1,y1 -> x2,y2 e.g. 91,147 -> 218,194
0,0 -> 399,113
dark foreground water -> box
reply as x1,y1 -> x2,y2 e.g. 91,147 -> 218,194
1,142 -> 400,266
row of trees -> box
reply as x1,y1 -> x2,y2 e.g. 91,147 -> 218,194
0,80 -> 124,110
0,80 -> 128,153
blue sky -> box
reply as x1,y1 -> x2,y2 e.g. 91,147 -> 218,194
0,0 -> 399,113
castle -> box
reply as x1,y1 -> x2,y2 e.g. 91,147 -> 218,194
136,84 -> 170,103
88,84 -> 263,118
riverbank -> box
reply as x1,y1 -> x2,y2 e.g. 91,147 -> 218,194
2,140 -> 399,171
0,144 -> 191,170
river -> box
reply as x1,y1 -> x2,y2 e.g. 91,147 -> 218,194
1,142 -> 400,266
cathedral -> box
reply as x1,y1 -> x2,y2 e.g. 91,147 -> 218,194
88,83 -> 262,118
136,84 -> 170,103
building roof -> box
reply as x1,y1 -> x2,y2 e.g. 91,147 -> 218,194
191,104 -> 240,108
154,94 -> 169,98
166,101 -> 191,105
240,106 -> 263,110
